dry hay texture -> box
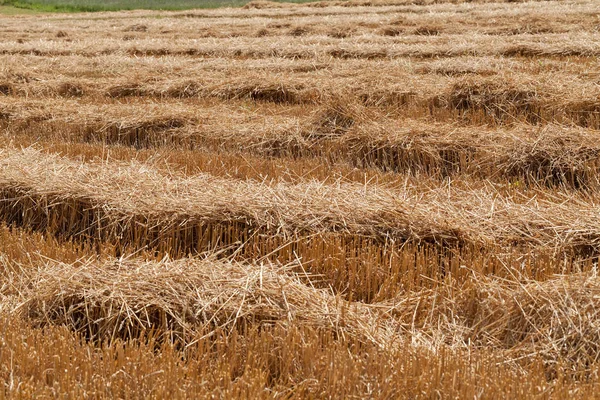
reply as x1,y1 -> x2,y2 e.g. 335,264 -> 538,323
2,0 -> 600,398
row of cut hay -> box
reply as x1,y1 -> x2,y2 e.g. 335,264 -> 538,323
0,79 -> 321,105
361,80 -> 600,129
244,0 -> 569,8
6,15 -> 593,46
1,53 -> 592,91
0,222 -> 448,303
441,79 -> 600,128
8,247 -> 600,371
345,121 -> 600,189
115,43 -> 600,61
6,116 -> 194,150
3,3 -> 596,45
0,221 -> 595,303
111,33 -> 600,60
4,149 -> 600,255
300,104 -> 600,188
13,255 -> 394,346
190,0 -> 600,20
104,22 -> 580,40
0,55 -> 595,117
4,74 -> 599,128
3,136 -> 411,188
106,81 -> 320,105
2,33 -> 600,61
5,99 -> 600,189
232,0 -> 600,21
9,249 -> 600,376
4,24 -> 593,49
4,222 -> 600,379
304,102 -> 600,186
389,272 -> 600,373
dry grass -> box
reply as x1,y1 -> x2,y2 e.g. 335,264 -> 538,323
0,230 -> 599,394
7,315 -> 596,399
2,63 -> 599,129
0,225 -> 599,390
16,256 -> 393,346
5,148 -> 600,252
388,271 -> 600,375
2,0 -> 600,397
3,98 -> 600,188
16,254 -> 600,365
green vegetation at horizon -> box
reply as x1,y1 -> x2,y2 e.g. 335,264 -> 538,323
0,3 -> 40,12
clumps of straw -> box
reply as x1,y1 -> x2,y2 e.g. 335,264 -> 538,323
243,0 -> 293,9
166,81 -> 202,98
5,147 -> 600,255
288,26 -> 311,37
15,252 -> 600,371
56,82 -> 84,98
305,100 -> 365,139
413,25 -> 441,36
488,127 -> 600,189
391,272 -> 600,369
445,79 -> 542,123
327,27 -> 354,38
105,80 -> 319,104
215,82 -> 318,104
379,26 -> 404,37
107,84 -> 149,98
20,256 -> 393,346
124,24 -> 148,33
0,83 -> 13,96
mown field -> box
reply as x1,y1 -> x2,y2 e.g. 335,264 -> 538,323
1,0 -> 600,397
0,0 -> 258,12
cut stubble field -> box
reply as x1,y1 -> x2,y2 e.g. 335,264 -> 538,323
2,0 -> 600,398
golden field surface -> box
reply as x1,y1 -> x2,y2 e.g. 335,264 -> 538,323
1,0 -> 600,397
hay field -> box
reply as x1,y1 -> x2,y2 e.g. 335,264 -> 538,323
1,0 -> 600,397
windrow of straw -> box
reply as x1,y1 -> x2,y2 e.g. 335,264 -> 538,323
443,79 -> 600,128
105,81 -> 321,105
4,99 -> 600,188
1,222 -> 597,303
388,272 -> 600,372
3,71 -> 600,128
243,0 -> 566,9
1,54 -> 593,92
14,256 -> 395,347
345,121 -> 600,188
0,148 -> 454,257
4,148 -> 600,255
109,35 -> 600,60
9,251 -> 600,375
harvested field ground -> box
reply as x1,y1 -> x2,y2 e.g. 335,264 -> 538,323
2,0 -> 600,398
